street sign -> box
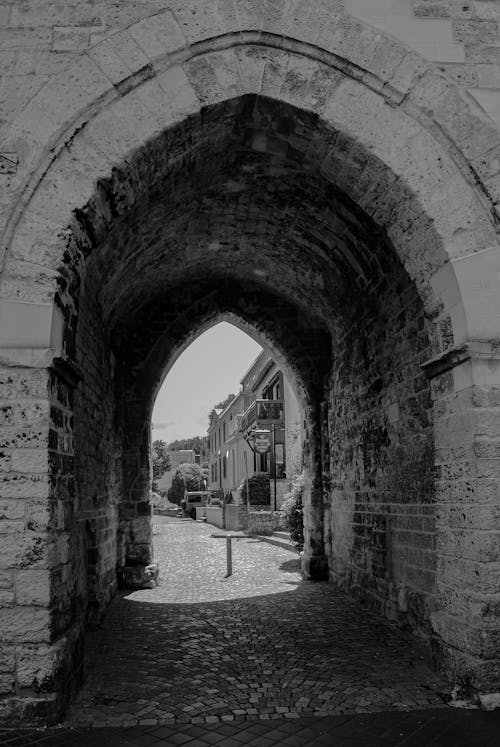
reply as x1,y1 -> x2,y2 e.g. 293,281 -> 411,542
253,434 -> 271,453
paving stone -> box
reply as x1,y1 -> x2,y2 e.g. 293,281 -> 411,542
60,517 -> 450,732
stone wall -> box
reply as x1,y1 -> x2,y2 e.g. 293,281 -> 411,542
248,510 -> 283,536
0,364 -> 83,723
429,350 -> 500,689
327,261 -> 436,637
205,506 -> 224,529
73,276 -> 120,628
224,504 -> 248,531
345,0 -> 500,127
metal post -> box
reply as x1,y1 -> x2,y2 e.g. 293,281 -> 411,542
272,423 -> 277,511
244,451 -> 250,511
226,536 -> 232,577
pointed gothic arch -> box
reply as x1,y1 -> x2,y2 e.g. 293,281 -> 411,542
1,2 -> 500,724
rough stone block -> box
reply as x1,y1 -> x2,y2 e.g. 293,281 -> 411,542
15,642 -> 61,690
52,26 -> 90,52
0,572 -> 13,590
279,56 -> 342,115
259,47 -> 292,99
0,646 -> 15,673
15,569 -> 51,606
433,610 -> 500,659
0,473 -> 49,500
437,527 -> 500,562
0,428 -> 48,449
24,501 -> 50,533
0,153 -> 18,175
0,607 -> 50,643
437,502 -> 500,531
171,0 -> 238,43
87,29 -> 151,85
0,694 -> 61,727
0,500 -> 25,520
0,532 -> 48,570
453,20 -> 499,45
0,520 -> 24,535
0,590 -> 15,607
0,674 -> 15,696
135,65 -> 200,130
121,562 -> 159,590
183,48 -> 242,105
438,555 -> 500,595
0,28 -> 52,51
129,516 -> 151,545
128,10 -> 187,58
0,401 -> 49,429
31,55 -> 111,132
10,450 -> 48,475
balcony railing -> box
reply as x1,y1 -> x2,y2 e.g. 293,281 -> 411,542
240,399 -> 284,433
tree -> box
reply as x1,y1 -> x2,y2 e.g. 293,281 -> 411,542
215,393 -> 235,410
168,435 -> 208,460
208,393 -> 235,427
168,462 -> 206,505
151,440 -> 171,492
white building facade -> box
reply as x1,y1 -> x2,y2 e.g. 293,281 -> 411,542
207,350 -> 304,507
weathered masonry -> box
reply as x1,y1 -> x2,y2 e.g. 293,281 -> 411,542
1,0 -> 500,725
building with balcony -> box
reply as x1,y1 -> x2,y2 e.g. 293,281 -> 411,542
207,349 -> 303,507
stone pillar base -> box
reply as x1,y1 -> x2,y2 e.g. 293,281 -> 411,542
431,629 -> 500,697
301,553 -> 329,581
119,561 -> 159,590
0,694 -> 63,727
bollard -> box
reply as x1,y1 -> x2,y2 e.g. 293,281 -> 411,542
211,533 -> 245,578
226,536 -> 232,577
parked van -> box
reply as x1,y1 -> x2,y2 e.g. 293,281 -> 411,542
181,491 -> 211,519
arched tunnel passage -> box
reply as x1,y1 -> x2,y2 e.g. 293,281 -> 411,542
1,3 -> 500,724
57,94 -> 437,653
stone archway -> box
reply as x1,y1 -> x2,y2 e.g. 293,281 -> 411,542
1,2 -> 500,725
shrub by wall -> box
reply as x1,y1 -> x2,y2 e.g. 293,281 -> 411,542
239,472 -> 271,505
280,472 -> 304,550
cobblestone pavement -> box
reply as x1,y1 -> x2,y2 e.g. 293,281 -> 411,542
63,516 -> 450,730
2,708 -> 500,746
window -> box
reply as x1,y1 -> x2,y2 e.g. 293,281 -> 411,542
262,372 -> 282,400
223,456 -> 227,479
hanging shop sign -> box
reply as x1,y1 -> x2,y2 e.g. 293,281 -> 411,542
253,433 -> 271,454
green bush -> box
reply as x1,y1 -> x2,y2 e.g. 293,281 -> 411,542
239,472 -> 271,505
280,472 -> 305,549
168,463 -> 206,505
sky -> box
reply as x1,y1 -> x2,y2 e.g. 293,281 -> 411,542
152,322 -> 262,444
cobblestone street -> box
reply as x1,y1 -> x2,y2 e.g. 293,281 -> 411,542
65,517 -> 448,729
